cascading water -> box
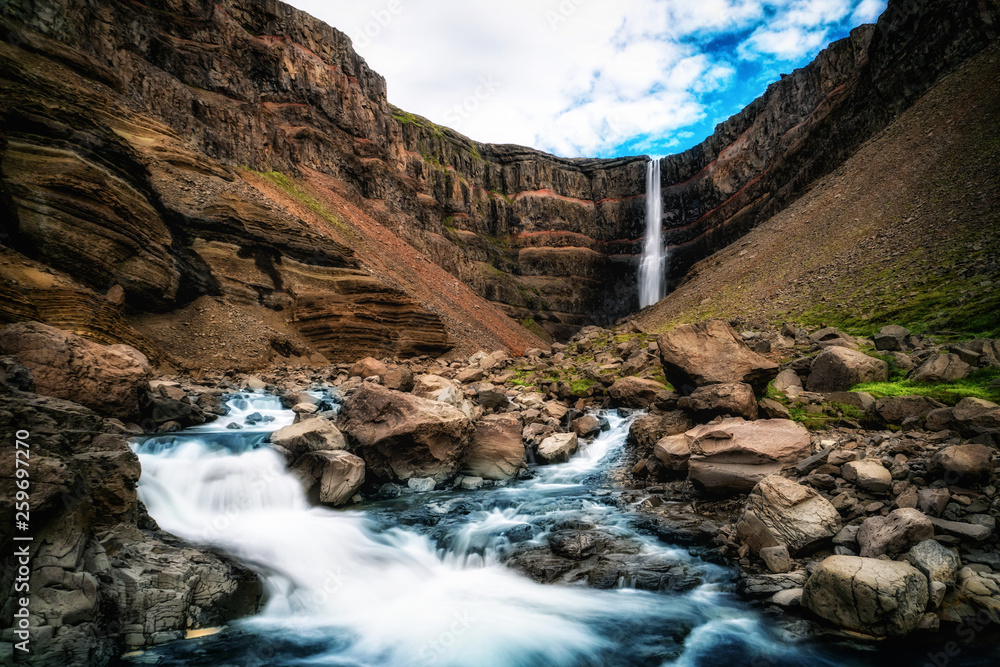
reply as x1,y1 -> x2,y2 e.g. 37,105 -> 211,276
639,158 -> 666,308
127,395 -> 996,667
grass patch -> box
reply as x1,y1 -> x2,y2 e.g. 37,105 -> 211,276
247,169 -> 355,239
852,368 -> 1000,405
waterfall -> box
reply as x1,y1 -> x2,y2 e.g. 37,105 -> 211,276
639,159 -> 666,308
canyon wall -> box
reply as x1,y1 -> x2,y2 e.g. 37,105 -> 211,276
0,0 -> 997,360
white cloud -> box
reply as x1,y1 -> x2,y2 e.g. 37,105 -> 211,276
285,0 -> 877,157
852,0 -> 888,23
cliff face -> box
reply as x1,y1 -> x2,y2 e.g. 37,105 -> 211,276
0,0 -> 997,361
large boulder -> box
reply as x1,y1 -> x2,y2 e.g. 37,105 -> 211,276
874,325 -> 911,352
536,432 -> 579,464
737,476 -> 841,555
652,434 -> 691,473
875,395 -> 946,425
857,509 -> 934,557
931,444 -> 994,486
292,450 -> 365,506
910,354 -> 971,384
656,320 -> 778,395
967,339 -> 1000,367
269,418 -> 347,460
806,347 -> 888,393
683,419 -> 812,495
802,556 -> 929,636
0,321 -> 150,418
339,384 -> 474,483
607,376 -> 672,409
842,458 -> 893,493
906,540 -> 961,586
682,382 -> 758,420
951,397 -> 1000,432
349,356 -> 387,379
464,413 -> 525,480
412,374 -> 463,404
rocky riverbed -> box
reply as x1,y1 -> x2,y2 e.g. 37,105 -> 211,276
1,318 -> 999,664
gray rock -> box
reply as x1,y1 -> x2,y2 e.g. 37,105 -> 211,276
910,354 -> 971,384
857,509 -> 934,557
806,348 -> 888,393
906,539 -> 961,586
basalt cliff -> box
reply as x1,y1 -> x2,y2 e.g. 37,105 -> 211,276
0,0 -> 998,369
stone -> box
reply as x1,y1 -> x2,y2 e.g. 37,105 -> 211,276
758,397 -> 791,419
842,459 -> 893,493
806,347 -> 888,393
339,384 -> 474,483
684,419 -> 812,495
543,401 -> 569,420
0,321 -> 150,418
455,367 -> 485,383
857,509 -> 934,557
460,476 -> 484,490
770,588 -> 804,607
349,356 -> 387,379
917,488 -> 952,516
967,339 -> 1000,367
463,413 -> 525,480
657,320 -> 779,395
269,418 -> 347,460
536,433 -> 579,465
607,376 -> 671,409
950,397 -> 1000,432
407,477 -> 436,492
476,384 -> 508,410
910,354 -> 971,384
738,476 -> 841,555
683,382 -> 758,420
382,366 -> 415,392
802,556 -> 929,636
906,539 -> 961,586
0,355 -> 34,392
874,325 -> 911,352
875,396 -> 946,425
291,450 -> 365,506
412,374 -> 463,404
931,444 -> 994,486
774,369 -> 803,396
653,434 -> 692,473
571,415 -> 601,438
760,545 -> 792,574
928,517 -> 992,542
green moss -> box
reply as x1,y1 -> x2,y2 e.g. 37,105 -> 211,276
570,378 -> 596,396
520,318 -> 553,344
851,368 -> 1000,406
246,169 -> 355,239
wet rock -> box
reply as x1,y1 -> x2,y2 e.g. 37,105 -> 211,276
802,556 -> 928,636
628,411 -> 693,454
407,477 -> 436,492
460,476 -> 484,490
738,475 -> 841,555
657,320 -> 778,395
739,570 -> 809,597
536,432 -> 579,464
947,568 -> 1000,625
842,458 -> 893,493
269,417 -> 347,460
0,321 -> 150,418
572,414 -> 602,438
906,539 -> 961,586
682,382 -> 758,420
340,384 -> 474,483
464,413 -> 525,480
910,354 -> 971,383
806,347 -> 888,393
857,508 -> 934,557
548,531 -> 599,560
292,450 -> 365,506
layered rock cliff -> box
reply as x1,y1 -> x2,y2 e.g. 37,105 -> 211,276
0,0 -> 997,363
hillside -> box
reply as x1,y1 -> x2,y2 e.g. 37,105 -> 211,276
637,39 -> 1000,339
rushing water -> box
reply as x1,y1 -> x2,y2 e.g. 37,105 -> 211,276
127,394 -> 1000,667
639,159 -> 666,309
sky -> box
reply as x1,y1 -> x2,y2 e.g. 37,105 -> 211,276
285,0 -> 888,159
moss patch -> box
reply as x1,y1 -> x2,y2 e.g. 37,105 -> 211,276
852,368 -> 1000,405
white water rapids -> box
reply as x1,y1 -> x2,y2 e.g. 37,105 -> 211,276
130,394 -> 878,666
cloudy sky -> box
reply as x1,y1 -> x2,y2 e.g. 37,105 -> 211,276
285,0 -> 887,158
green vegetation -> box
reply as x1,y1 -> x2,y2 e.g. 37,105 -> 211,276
520,318 -> 552,344
852,368 -> 1000,405
245,169 -> 355,239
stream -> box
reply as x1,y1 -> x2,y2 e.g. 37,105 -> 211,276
123,393 -> 997,666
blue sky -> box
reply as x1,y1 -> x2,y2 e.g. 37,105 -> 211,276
286,0 -> 888,159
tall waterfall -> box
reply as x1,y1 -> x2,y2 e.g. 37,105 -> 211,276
639,159 -> 665,308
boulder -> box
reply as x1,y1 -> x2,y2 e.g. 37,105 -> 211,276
773,368 -> 804,396
0,355 -> 34,391
802,556 -> 929,636
875,396 -> 946,425
349,357 -> 387,379
269,418 -> 347,460
656,320 -> 778,395
571,415 -> 602,438
806,347 -> 888,393
339,384 -> 474,483
628,411 -> 692,453
738,476 -> 841,555
874,325 -> 911,352
291,450 -> 365,506
857,509 -> 934,557
682,382 -> 758,420
760,545 -> 792,574
906,539 -> 961,586
607,376 -> 671,409
951,397 -> 1000,432
536,433 -> 579,464
931,444 -> 994,486
0,321 -> 150,418
382,365 -> 415,392
463,413 -> 525,480
684,419 -> 812,495
412,374 -> 463,404
476,384 -> 509,411
652,434 -> 691,473
910,354 -> 971,384
967,339 -> 1000,367
842,458 -> 893,493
